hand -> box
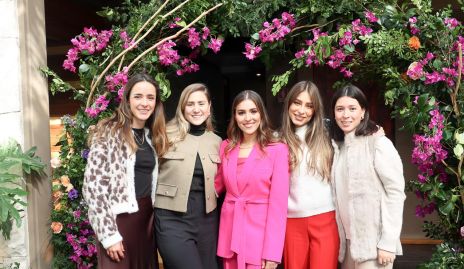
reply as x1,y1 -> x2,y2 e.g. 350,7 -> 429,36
377,249 -> 395,266
261,260 -> 278,269
106,241 -> 125,262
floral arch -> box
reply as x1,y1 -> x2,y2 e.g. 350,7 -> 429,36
44,0 -> 464,268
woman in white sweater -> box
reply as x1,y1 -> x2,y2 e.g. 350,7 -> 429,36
281,81 -> 339,269
331,85 -> 405,269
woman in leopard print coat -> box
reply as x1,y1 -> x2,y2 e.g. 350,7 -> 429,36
83,73 -> 168,269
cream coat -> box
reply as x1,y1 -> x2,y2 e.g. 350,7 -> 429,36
331,132 -> 406,263
155,131 -> 221,213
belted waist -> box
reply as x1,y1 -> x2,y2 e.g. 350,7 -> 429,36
225,194 -> 268,269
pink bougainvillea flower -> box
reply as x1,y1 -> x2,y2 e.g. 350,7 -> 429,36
105,67 -> 129,92
424,71 -> 446,84
120,31 -> 136,49
444,18 -> 460,29
202,26 -> 210,40
157,40 -> 180,66
364,10 -> 379,23
187,28 -> 201,49
176,58 -> 200,76
281,12 -> 296,28
169,17 -> 181,28
208,38 -> 223,53
406,62 -> 424,80
243,43 -> 262,60
295,49 -> 306,59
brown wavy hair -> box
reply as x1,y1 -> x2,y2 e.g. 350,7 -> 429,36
225,90 -> 276,154
90,73 -> 169,156
281,81 -> 333,180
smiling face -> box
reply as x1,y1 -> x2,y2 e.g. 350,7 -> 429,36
129,81 -> 157,128
235,99 -> 261,138
183,90 -> 211,126
289,90 -> 314,127
334,96 -> 365,134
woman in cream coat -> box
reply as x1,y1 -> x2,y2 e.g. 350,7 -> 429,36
331,85 -> 406,269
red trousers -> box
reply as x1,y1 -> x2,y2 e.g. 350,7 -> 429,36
284,211 -> 339,269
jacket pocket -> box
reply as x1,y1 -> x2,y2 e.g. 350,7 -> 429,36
209,153 -> 221,163
162,151 -> 185,160
156,183 -> 178,197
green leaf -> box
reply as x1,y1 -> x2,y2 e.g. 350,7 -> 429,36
455,132 -> 464,144
453,144 -> 463,158
78,64 -> 90,74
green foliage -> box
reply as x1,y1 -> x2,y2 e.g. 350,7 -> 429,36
0,262 -> 20,269
0,140 -> 45,240
40,67 -> 76,95
418,243 -> 464,269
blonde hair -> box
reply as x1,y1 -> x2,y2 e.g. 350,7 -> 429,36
90,73 -> 169,156
281,81 -> 333,180
166,83 -> 214,145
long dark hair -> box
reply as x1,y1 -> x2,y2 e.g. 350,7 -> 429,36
91,73 -> 169,156
331,84 -> 379,142
226,90 -> 276,154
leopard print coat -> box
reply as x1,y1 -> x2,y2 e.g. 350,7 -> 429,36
82,127 -> 158,249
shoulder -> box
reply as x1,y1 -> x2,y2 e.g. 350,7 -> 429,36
204,131 -> 222,142
220,139 -> 231,148
266,142 -> 288,152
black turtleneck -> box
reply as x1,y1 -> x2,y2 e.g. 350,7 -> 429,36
189,123 -> 206,192
132,128 -> 155,198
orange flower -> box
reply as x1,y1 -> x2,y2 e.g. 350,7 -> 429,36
52,190 -> 62,203
408,36 -> 420,50
52,179 -> 61,186
60,175 -> 74,192
60,175 -> 70,186
50,222 -> 63,234
54,202 -> 62,211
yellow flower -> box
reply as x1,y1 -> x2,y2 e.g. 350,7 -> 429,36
50,222 -> 63,234
408,36 -> 420,50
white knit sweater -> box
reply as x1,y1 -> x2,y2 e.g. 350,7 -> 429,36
287,125 -> 335,218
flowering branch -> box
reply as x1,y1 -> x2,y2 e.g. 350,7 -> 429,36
117,0 -> 191,71
126,3 -> 223,71
87,1 -> 219,108
451,43 -> 463,116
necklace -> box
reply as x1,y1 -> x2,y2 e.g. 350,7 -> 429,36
133,129 -> 145,145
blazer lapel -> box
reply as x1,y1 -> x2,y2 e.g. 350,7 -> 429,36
226,144 -> 240,195
236,144 -> 259,193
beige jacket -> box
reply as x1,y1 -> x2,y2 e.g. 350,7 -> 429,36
332,131 -> 406,262
155,131 -> 221,213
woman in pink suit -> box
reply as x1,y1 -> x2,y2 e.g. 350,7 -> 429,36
215,90 -> 290,269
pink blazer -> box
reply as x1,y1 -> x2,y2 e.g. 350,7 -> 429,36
215,140 -> 290,267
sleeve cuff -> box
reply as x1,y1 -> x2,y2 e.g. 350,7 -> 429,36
100,232 -> 123,249
377,238 -> 397,253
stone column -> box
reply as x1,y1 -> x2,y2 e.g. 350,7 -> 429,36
0,0 -> 51,268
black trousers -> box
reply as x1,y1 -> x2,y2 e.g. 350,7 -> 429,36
155,191 -> 221,269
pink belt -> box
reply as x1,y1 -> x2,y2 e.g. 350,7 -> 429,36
225,193 -> 268,269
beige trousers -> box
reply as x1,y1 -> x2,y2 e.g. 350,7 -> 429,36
341,240 -> 394,269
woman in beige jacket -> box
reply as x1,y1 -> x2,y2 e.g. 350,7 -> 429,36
154,83 -> 222,269
330,85 -> 406,269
